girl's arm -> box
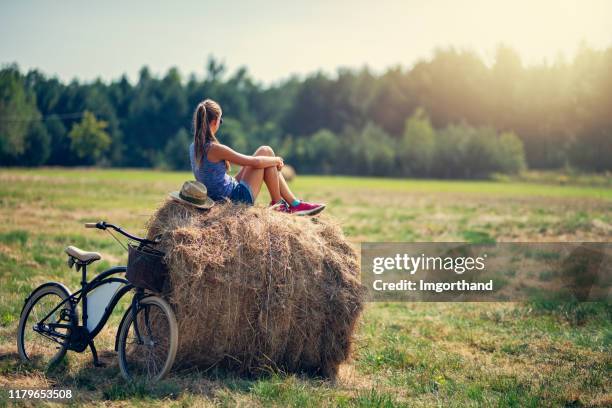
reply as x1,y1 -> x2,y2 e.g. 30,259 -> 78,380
208,143 -> 282,169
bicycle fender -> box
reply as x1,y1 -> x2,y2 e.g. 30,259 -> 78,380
21,281 -> 72,316
114,305 -> 133,352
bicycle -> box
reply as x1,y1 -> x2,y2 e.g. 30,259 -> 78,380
16,221 -> 178,382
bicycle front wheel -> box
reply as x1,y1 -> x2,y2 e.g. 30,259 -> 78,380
117,295 -> 178,382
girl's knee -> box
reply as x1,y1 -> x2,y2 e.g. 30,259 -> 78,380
255,145 -> 274,156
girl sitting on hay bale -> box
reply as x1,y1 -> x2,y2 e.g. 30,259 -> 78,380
189,99 -> 325,216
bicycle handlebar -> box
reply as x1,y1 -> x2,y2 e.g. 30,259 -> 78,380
84,221 -> 158,244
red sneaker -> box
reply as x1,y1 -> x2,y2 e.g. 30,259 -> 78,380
289,200 -> 326,216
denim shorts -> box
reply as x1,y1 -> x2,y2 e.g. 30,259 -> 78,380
229,180 -> 254,205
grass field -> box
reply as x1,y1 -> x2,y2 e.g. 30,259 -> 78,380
0,168 -> 610,407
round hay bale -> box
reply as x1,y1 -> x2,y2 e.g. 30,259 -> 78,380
280,164 -> 296,181
145,200 -> 365,379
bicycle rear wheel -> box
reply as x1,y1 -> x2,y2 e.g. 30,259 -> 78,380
117,295 -> 178,382
17,283 -> 73,369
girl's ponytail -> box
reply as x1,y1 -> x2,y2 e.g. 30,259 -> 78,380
192,99 -> 229,170
193,103 -> 208,166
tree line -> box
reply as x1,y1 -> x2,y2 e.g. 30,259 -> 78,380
1,45 -> 610,177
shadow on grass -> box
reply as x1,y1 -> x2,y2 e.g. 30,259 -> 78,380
0,350 -> 340,405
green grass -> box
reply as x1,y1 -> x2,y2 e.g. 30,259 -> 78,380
0,167 -> 610,407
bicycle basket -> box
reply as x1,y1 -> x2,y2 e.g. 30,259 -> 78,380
127,243 -> 168,293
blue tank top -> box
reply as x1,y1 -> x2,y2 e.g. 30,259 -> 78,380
189,142 -> 236,201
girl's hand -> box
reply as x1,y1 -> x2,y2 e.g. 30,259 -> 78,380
276,157 -> 284,170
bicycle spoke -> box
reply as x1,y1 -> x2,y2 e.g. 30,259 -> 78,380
22,292 -> 69,366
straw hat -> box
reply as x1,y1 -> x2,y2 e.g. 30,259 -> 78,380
169,181 -> 215,209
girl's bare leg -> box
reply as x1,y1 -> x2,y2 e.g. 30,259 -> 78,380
253,146 -> 297,203
238,166 -> 266,198
238,146 -> 283,202
263,166 -> 282,202
278,172 -> 297,204
239,146 -> 324,215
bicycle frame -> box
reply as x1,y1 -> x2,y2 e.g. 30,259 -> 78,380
32,264 -> 134,354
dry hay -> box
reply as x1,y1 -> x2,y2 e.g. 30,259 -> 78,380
145,199 -> 365,379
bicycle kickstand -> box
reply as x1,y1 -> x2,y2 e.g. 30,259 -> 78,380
89,340 -> 105,368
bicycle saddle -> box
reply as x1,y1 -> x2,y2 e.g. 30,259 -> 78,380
65,246 -> 101,262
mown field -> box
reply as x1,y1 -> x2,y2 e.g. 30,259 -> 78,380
0,168 -> 610,407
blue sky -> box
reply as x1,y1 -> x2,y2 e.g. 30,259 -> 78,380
1,0 -> 611,84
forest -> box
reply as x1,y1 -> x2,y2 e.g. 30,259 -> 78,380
1,45 -> 610,177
